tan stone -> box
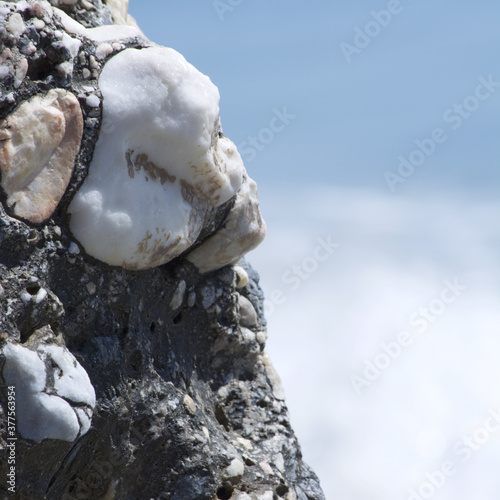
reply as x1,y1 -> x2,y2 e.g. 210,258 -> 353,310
186,174 -> 267,273
0,89 -> 83,223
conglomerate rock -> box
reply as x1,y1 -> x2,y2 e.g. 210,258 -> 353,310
0,1 -> 325,499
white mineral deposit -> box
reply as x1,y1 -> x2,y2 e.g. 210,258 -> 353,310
69,46 -> 264,271
1,342 -> 96,442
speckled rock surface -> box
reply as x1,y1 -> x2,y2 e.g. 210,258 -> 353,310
0,1 -> 325,499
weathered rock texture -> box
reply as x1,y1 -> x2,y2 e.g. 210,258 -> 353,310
0,1 -> 325,499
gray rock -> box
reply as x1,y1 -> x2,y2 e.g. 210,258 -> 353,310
0,1 -> 325,499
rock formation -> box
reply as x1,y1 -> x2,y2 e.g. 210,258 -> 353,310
0,1 -> 325,499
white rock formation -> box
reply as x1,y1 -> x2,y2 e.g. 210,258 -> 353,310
69,45 -> 264,271
1,341 -> 96,442
0,89 -> 83,223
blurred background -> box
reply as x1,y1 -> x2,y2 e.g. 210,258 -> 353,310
129,2 -> 500,498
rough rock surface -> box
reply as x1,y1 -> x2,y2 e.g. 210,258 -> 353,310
0,1 -> 325,499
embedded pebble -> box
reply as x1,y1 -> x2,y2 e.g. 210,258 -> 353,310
32,19 -> 45,30
0,342 -> 96,442
68,242 -> 80,254
0,89 -> 83,223
186,174 -> 266,273
34,287 -> 47,304
223,458 -> 244,483
86,94 -> 100,108
241,327 -> 256,344
67,46 -> 264,271
56,61 -> 73,76
238,294 -> 258,328
236,436 -> 253,450
256,331 -> 267,345
29,1 -> 45,18
89,54 -> 98,69
202,426 -> 210,440
183,394 -> 196,413
200,287 -> 216,309
7,12 -> 26,37
187,290 -> 196,308
86,282 -> 96,295
169,280 -> 186,310
20,290 -> 32,304
259,461 -> 274,476
14,58 -> 28,88
218,385 -> 229,399
95,42 -> 113,60
274,453 -> 285,473
234,265 -> 249,288
0,48 -> 12,64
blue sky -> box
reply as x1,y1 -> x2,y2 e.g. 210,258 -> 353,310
129,0 -> 499,196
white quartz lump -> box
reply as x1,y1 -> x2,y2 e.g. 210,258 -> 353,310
0,342 -> 96,442
68,46 -> 254,270
0,89 -> 83,223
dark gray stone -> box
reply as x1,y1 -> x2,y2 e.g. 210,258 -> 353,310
0,1 -> 325,499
